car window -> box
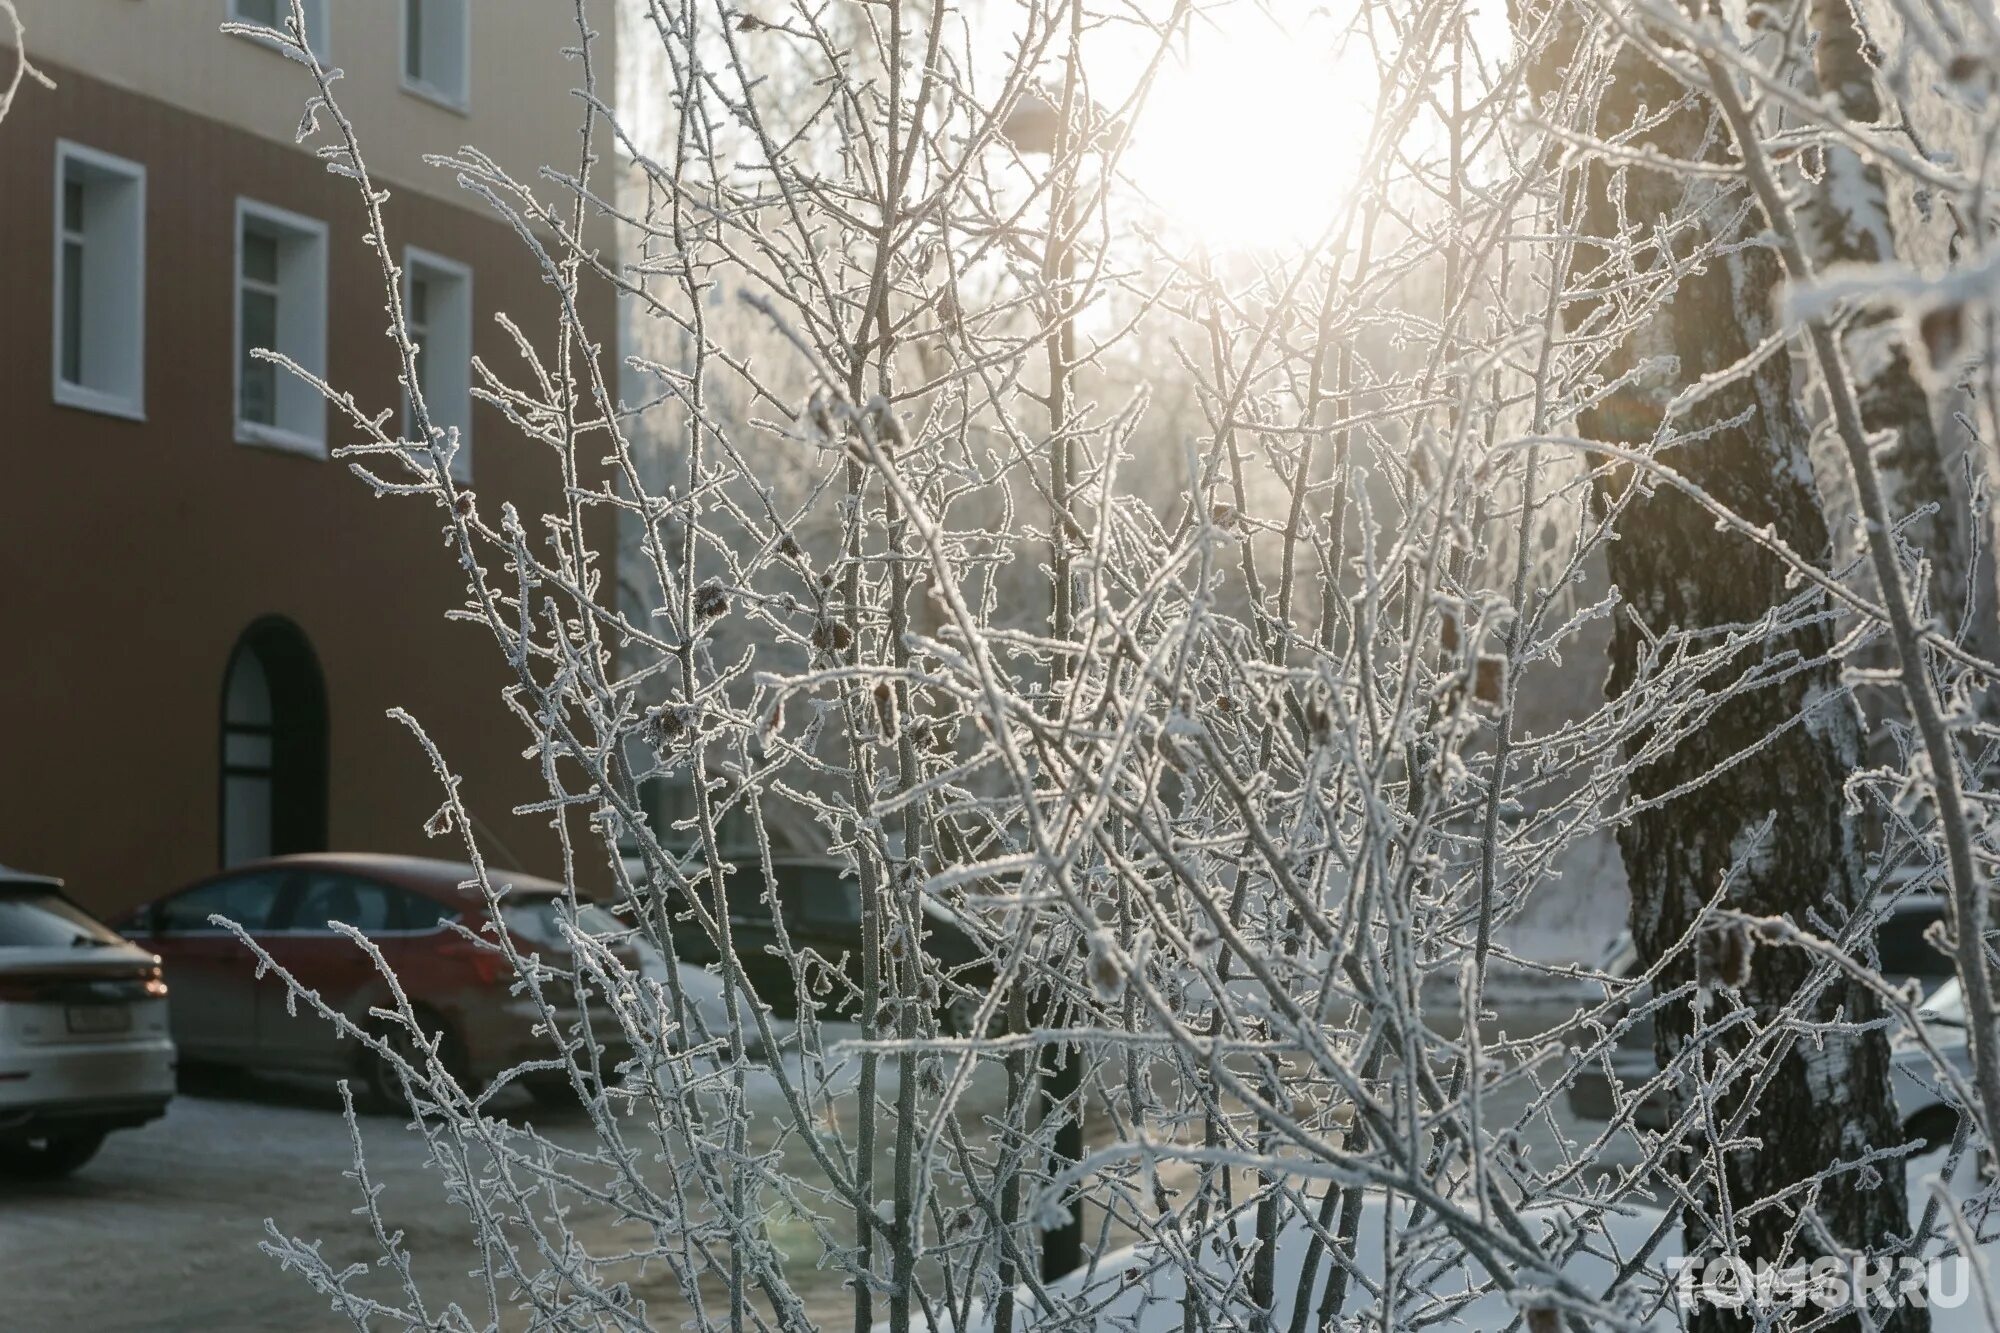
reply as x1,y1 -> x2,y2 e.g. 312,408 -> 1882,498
1879,905 -> 1950,978
723,872 -> 777,925
157,872 -> 285,934
286,874 -> 396,933
397,889 -> 459,932
789,866 -> 861,928
500,895 -> 626,950
0,888 -> 124,948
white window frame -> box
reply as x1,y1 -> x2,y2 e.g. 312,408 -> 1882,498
400,0 -> 471,111
402,246 -> 475,481
234,198 -> 329,457
52,140 -> 146,421
228,0 -> 329,61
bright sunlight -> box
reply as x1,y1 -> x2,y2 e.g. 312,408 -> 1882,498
1107,9 -> 1379,250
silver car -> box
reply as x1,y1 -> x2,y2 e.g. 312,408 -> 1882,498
1895,976 -> 1978,1148
0,865 -> 175,1179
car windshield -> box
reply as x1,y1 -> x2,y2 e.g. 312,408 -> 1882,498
500,895 -> 626,951
1920,977 -> 1966,1027
0,887 -> 124,948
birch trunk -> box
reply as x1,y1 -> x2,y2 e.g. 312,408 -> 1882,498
1555,26 -> 1923,1333
1806,0 -> 1994,667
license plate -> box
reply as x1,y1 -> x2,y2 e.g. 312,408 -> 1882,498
66,1005 -> 131,1035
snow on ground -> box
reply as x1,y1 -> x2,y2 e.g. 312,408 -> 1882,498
911,1148 -> 1997,1331
1492,830 -> 1630,972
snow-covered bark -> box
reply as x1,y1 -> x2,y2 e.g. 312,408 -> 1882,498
1523,13 -> 1920,1326
1804,0 -> 1994,676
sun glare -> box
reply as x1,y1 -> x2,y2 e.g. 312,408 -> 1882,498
1111,13 -> 1377,251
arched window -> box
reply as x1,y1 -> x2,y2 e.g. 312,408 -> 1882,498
219,618 -> 327,866
221,646 -> 274,866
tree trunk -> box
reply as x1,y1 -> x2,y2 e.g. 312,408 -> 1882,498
1805,0 -> 1996,706
1552,23 -> 1923,1333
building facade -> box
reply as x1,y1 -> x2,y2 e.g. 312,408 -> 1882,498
1,2 -> 617,913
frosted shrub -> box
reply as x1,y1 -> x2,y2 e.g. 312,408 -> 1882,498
209,0 -> 2000,1329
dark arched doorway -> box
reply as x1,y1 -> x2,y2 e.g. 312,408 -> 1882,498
219,617 -> 328,866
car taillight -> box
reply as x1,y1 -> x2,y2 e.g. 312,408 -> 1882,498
0,976 -> 45,1003
434,929 -> 510,987
0,965 -> 166,1002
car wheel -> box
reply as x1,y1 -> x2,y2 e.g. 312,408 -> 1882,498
0,1130 -> 107,1182
361,1013 -> 465,1114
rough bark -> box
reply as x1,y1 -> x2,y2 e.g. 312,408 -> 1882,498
1806,0 -> 1993,674
1554,22 -> 1922,1333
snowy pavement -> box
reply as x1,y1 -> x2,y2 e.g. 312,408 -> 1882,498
0,1068 -> 524,1332
0,1050 -> 1008,1331
0,999 -> 1629,1331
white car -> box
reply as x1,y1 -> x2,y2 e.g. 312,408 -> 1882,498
1897,975 -> 1978,1147
0,864 -> 175,1180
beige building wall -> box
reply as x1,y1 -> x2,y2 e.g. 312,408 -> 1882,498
15,0 -> 615,223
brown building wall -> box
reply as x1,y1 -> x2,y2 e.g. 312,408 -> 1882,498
0,60 -> 617,913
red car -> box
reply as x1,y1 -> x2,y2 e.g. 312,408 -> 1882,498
112,854 -> 643,1108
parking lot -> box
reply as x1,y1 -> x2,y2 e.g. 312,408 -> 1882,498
0,997 -> 1624,1331
1,1067 -> 535,1332
3,1038 -> 1017,1331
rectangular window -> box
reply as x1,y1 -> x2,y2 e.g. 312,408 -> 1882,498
402,0 -> 469,108
236,199 -> 329,454
402,247 -> 473,480
52,142 -> 145,419
239,232 -> 280,429
230,0 -> 329,58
